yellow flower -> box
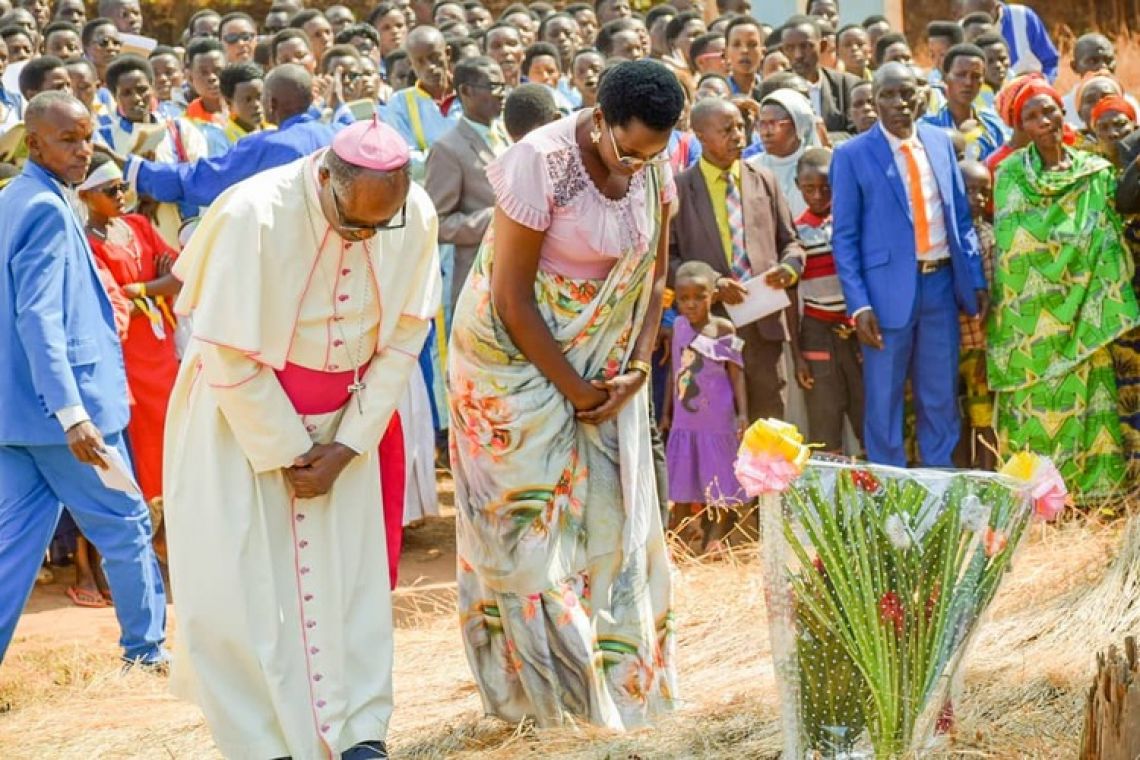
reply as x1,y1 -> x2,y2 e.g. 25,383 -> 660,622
740,418 -> 811,469
1000,451 -> 1038,482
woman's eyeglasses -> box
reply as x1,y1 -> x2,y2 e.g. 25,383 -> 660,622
607,125 -> 668,169
223,32 -> 256,44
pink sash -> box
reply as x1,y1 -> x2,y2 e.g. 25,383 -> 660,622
276,362 -> 407,588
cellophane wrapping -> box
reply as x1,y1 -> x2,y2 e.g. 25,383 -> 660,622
759,459 -> 1033,758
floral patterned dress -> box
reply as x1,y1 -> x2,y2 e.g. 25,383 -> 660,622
448,113 -> 677,728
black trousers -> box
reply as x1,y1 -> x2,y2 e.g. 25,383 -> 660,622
800,316 -> 865,452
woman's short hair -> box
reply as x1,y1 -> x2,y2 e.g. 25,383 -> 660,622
220,62 -> 265,101
522,41 -> 560,73
105,54 -> 153,92
597,59 -> 684,132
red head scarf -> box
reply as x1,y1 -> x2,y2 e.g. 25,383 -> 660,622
1073,69 -> 1123,119
1090,95 -> 1137,126
994,72 -> 1045,128
1011,81 -> 1064,129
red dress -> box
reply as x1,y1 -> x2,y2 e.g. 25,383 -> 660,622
88,214 -> 180,502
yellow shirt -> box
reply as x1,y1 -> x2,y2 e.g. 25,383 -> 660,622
699,157 -> 742,265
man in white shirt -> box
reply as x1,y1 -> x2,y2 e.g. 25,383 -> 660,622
831,63 -> 988,467
0,92 -> 167,667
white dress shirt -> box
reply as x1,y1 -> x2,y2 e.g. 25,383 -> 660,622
879,122 -> 950,262
808,79 -> 823,119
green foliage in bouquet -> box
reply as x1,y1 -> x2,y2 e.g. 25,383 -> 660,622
780,464 -> 1032,757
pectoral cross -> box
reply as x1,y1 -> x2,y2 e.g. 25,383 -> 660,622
348,378 -> 366,414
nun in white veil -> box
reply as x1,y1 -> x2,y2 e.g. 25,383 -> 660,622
748,89 -> 819,218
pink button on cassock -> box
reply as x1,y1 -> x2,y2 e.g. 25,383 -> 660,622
338,294 -> 349,302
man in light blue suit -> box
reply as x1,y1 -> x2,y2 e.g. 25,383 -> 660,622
0,92 -> 166,666
831,63 -> 989,467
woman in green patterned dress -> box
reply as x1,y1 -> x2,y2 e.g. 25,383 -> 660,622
447,61 -> 684,728
989,81 -> 1140,501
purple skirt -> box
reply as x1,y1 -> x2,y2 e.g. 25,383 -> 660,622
665,428 -> 746,506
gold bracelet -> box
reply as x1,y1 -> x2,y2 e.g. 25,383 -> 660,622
138,282 -> 147,298
628,359 -> 652,376
779,263 -> 800,285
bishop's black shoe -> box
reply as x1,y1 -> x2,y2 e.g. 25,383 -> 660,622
341,740 -> 388,759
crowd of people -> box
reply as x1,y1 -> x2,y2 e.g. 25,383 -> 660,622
2,0 -> 1140,757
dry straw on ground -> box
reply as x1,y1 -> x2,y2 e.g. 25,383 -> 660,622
0,504 -> 1132,759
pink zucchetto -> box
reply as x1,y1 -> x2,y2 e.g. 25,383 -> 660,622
331,117 -> 410,171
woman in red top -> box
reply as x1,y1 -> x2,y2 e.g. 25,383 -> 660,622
79,154 -> 181,508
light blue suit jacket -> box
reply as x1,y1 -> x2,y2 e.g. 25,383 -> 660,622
831,123 -> 986,330
0,161 -> 129,446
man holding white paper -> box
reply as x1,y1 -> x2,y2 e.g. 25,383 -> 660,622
0,92 -> 167,667
669,97 -> 804,421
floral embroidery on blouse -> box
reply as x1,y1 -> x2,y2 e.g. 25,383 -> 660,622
544,145 -> 652,256
546,146 -> 589,208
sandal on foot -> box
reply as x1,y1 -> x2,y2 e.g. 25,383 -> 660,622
67,586 -> 108,608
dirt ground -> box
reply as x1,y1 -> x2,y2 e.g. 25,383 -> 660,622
0,494 -> 1128,759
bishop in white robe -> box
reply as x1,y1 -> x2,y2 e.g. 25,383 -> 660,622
163,119 -> 440,760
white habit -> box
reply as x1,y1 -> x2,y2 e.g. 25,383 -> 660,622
164,152 -> 440,759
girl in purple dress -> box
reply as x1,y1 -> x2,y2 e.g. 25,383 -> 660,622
661,261 -> 749,553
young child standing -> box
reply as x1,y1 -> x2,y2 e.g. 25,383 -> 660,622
661,261 -> 748,553
958,159 -> 998,469
792,147 -> 865,454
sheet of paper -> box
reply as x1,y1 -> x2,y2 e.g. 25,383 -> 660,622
130,122 -> 168,155
0,123 -> 25,163
1,60 -> 25,97
119,33 -> 157,57
94,446 -> 142,495
724,274 -> 792,327
347,99 -> 376,121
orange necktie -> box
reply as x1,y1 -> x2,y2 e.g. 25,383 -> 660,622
899,142 -> 932,255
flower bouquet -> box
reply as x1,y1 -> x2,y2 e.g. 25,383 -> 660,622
734,421 -> 1067,758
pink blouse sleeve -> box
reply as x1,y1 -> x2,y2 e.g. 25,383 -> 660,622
484,140 -> 554,232
659,160 -> 677,206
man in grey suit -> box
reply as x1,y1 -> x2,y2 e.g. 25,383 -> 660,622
669,97 -> 805,421
424,56 -> 509,317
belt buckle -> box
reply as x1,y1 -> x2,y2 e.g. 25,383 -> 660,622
919,259 -> 942,275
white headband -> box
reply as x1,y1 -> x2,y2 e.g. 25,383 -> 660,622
77,161 -> 124,193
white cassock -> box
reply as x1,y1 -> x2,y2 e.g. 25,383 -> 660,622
164,152 -> 440,759
398,370 -> 439,525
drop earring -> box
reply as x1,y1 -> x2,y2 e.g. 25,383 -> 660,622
590,123 -> 602,145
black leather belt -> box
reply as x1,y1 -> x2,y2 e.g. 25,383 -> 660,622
918,258 -> 951,274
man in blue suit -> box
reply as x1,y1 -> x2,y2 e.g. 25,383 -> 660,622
831,63 -> 989,467
0,92 -> 167,665
109,64 -> 336,211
